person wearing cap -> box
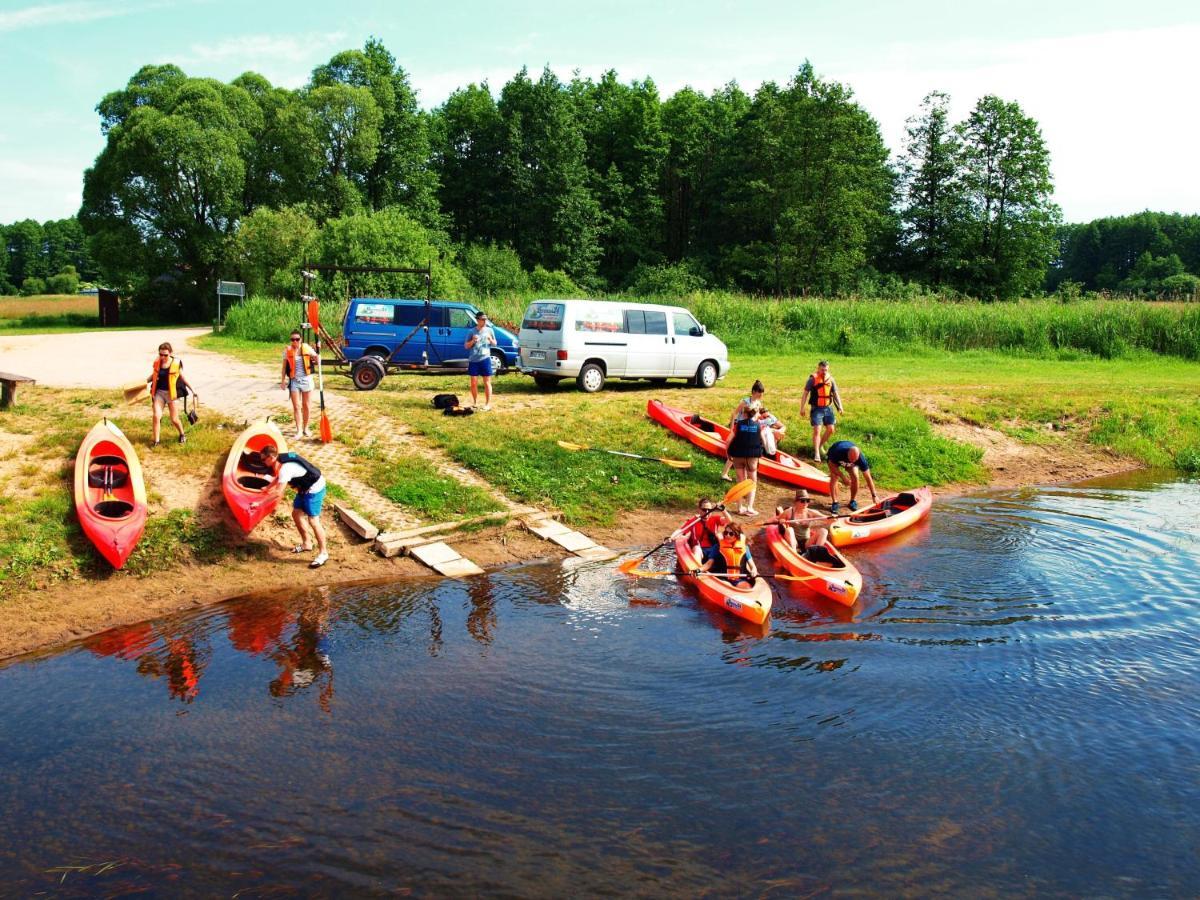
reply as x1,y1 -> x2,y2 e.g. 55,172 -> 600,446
802,360 -> 844,462
825,440 -> 878,514
769,489 -> 830,553
465,311 -> 497,411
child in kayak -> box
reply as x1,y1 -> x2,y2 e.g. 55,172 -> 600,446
697,520 -> 758,586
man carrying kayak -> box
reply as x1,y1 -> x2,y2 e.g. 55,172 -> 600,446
250,445 -> 329,569
826,440 -> 878,515
802,360 -> 844,462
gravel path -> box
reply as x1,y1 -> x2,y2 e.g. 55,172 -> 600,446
0,327 -> 526,531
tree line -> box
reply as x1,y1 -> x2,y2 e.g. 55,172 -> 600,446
9,38 -> 1189,313
0,217 -> 95,296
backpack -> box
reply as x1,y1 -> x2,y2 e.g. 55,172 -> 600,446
432,393 -> 459,410
443,405 -> 475,417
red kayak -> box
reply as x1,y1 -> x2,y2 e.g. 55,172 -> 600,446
828,487 -> 933,548
647,399 -> 830,493
763,522 -> 862,607
674,530 -> 772,626
223,421 -> 288,533
74,419 -> 147,569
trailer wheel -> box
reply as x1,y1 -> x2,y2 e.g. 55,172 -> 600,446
351,357 -> 386,391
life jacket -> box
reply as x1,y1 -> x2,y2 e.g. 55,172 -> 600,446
810,370 -> 833,408
736,417 -> 761,436
717,534 -> 747,572
285,343 -> 316,378
273,452 -> 322,492
151,355 -> 183,400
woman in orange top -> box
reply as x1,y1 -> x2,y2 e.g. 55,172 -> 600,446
146,341 -> 197,446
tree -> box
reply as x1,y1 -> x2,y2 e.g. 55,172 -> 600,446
431,83 -> 505,243
232,72 -> 321,211
5,219 -> 47,285
898,91 -> 962,286
46,266 -> 80,295
304,82 -> 382,219
81,70 -> 263,316
953,95 -> 1060,299
230,205 -> 317,296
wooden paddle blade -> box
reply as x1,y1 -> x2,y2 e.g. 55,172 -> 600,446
123,383 -> 149,404
319,411 -> 333,444
722,478 -> 755,505
556,440 -> 586,451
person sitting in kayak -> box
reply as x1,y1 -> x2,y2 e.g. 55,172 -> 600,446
696,521 -> 758,586
768,489 -> 829,555
826,440 -> 879,515
678,497 -> 728,565
249,445 -> 329,569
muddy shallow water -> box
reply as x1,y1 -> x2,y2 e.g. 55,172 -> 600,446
1,471 -> 1197,896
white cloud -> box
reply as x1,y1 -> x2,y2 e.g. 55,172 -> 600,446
0,157 -> 85,222
0,0 -> 161,32
168,31 -> 349,88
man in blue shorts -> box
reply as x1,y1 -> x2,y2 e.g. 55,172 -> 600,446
465,311 -> 496,411
802,360 -> 844,462
252,444 -> 329,569
826,440 -> 878,515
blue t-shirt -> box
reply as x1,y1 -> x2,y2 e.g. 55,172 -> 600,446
466,326 -> 495,362
827,440 -> 870,471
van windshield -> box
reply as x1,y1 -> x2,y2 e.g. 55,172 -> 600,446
522,302 -> 565,332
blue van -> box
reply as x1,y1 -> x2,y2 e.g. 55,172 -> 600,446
342,298 -> 519,370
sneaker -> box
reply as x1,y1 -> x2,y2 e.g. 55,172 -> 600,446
479,405 -> 492,412
309,552 -> 328,569
178,434 -> 186,444
813,453 -> 821,462
848,500 -> 858,511
830,502 -> 841,514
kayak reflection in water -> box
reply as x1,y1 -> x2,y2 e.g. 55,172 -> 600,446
136,634 -> 209,703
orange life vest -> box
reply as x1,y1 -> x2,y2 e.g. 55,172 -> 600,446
151,355 -> 183,400
286,343 -> 316,378
717,534 -> 748,571
811,369 -> 832,408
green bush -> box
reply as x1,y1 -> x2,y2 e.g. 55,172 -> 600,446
624,261 -> 706,296
528,265 -> 580,295
459,242 -> 530,295
45,266 -> 80,295
19,277 -> 46,296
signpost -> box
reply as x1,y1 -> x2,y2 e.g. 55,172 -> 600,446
215,280 -> 246,330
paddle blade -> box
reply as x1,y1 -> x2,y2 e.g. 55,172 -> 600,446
307,299 -> 320,332
659,457 -> 693,469
556,440 -> 586,451
617,557 -> 643,575
319,411 -> 333,444
722,478 -> 755,506
123,383 -> 149,405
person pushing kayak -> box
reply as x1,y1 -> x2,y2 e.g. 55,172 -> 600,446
826,440 -> 878,515
696,520 -> 758,586
250,445 -> 329,569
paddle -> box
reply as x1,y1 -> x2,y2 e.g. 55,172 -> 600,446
308,300 -> 332,443
557,440 -> 691,469
617,479 -> 755,576
624,566 -> 832,584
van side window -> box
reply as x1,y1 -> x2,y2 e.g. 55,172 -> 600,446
624,310 -> 645,334
447,308 -> 475,329
355,302 -> 393,324
393,305 -> 427,326
644,311 -> 668,335
673,312 -> 701,336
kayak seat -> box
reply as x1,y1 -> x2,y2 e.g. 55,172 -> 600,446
240,450 -> 273,474
803,545 -> 842,567
691,414 -> 717,433
94,499 -> 134,519
237,475 -> 272,491
88,460 -> 129,488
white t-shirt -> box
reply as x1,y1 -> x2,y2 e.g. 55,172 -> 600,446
272,461 -> 326,494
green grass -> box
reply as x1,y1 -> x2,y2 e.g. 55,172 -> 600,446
350,437 -> 504,521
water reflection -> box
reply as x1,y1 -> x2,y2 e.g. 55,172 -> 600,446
1,473 -> 1198,896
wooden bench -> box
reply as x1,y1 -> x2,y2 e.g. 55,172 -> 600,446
0,372 -> 34,409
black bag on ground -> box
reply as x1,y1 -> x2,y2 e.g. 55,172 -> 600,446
432,393 -> 459,410
443,405 -> 474,417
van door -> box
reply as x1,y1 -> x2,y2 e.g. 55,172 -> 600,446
670,310 -> 707,377
345,300 -> 398,360
390,303 -> 435,363
574,302 -> 627,377
440,306 -> 477,366
623,308 -> 672,377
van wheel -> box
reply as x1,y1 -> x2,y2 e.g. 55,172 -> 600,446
351,357 -> 386,391
533,375 -> 560,391
577,363 -> 606,393
490,349 -> 509,375
693,360 -> 718,389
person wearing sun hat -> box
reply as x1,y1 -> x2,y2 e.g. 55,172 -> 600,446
769,488 -> 830,552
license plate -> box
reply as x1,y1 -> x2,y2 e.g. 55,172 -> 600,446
529,350 -> 546,360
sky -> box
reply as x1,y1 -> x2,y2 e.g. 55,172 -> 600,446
1,0 -> 1197,225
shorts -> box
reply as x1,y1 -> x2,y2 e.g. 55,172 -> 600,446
467,358 -> 494,377
293,486 -> 326,517
289,375 -> 314,393
701,543 -> 720,564
154,390 -> 177,405
810,406 -> 836,427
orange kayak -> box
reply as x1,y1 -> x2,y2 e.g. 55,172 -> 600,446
829,487 -> 933,548
647,399 -> 829,493
74,419 -> 147,569
222,421 -> 289,533
674,530 -> 772,625
763,522 -> 862,607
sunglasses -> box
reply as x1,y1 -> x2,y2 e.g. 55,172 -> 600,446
795,498 -> 810,504
158,352 -> 170,357
290,337 -> 301,342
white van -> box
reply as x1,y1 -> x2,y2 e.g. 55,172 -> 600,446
518,299 -> 731,392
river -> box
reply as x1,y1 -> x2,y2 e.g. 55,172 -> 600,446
0,472 -> 1197,896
